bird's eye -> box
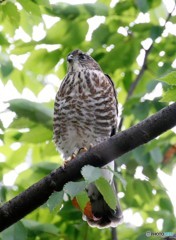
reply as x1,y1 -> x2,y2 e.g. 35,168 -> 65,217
79,53 -> 86,60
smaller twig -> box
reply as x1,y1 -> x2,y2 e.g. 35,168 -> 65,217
128,45 -> 153,99
111,227 -> 118,240
118,43 -> 153,131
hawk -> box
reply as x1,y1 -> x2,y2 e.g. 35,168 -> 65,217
53,49 -> 123,228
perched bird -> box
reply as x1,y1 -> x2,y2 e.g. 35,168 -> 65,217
53,49 -> 123,228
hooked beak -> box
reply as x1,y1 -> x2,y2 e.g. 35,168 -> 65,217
67,54 -> 73,62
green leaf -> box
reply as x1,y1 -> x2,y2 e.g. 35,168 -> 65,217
18,0 -> 41,16
22,220 -> 59,235
64,181 -> 87,198
20,125 -> 52,143
81,165 -> 102,183
8,99 -> 53,129
159,197 -> 173,212
150,147 -> 162,164
11,40 -> 36,55
135,0 -> 149,13
160,86 -> 176,102
35,0 -> 50,7
46,3 -> 108,20
113,171 -> 127,190
163,218 -> 175,232
92,24 -> 110,47
1,59 -> 13,77
47,191 -> 63,212
0,52 -> 13,78
133,180 -> 152,203
84,3 -> 108,16
95,177 -> 117,210
2,2 -> 20,28
6,145 -> 29,168
24,49 -> 61,74
44,19 -> 88,46
0,32 -> 9,46
143,165 -> 157,179
114,1 -> 133,14
150,26 -> 163,40
159,71 -> 176,85
99,36 -> 138,72
1,221 -> 27,240
75,191 -> 89,212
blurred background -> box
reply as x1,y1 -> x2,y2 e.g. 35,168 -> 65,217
0,0 -> 176,239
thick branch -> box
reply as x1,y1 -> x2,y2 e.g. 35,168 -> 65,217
0,103 -> 176,232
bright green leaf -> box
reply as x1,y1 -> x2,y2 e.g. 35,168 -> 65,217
160,86 -> 176,102
20,125 -> 52,143
159,71 -> 176,85
76,191 -> 89,212
44,19 -> 88,46
133,180 -> 152,203
2,2 -> 20,28
95,177 -> 117,210
18,0 -> 41,16
24,49 -> 61,74
8,99 -> 53,129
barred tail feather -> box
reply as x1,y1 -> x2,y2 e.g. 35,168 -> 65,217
84,183 -> 123,229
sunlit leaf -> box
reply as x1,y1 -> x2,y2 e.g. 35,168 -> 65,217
159,71 -> 176,85
161,86 -> 176,102
95,177 -> 117,210
8,99 -> 53,129
44,19 -> 88,46
75,191 -> 89,212
24,49 -> 61,74
20,125 -> 52,143
18,0 -> 41,16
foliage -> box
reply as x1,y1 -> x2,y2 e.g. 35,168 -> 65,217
0,0 -> 176,239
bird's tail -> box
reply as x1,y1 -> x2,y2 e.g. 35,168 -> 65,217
83,182 -> 123,228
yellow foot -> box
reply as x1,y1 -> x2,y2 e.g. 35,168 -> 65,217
77,144 -> 93,155
77,147 -> 88,155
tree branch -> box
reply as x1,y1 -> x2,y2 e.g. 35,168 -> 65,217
0,103 -> 176,232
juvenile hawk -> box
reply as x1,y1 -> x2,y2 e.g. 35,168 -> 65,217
53,49 -> 123,228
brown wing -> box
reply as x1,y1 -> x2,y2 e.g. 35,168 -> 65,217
105,74 -> 118,136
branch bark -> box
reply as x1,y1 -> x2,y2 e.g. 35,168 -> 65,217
0,103 -> 176,232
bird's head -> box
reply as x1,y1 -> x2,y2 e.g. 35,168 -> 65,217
67,49 -> 101,72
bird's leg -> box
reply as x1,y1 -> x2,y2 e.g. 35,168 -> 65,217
64,144 -> 93,167
63,149 -> 80,166
77,146 -> 88,154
